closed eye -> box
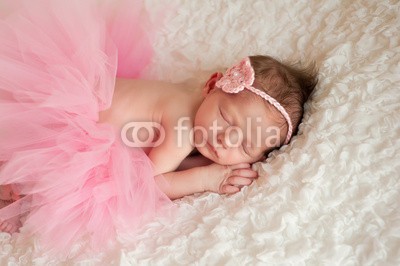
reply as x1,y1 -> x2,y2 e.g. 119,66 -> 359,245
242,143 -> 251,157
219,107 -> 229,124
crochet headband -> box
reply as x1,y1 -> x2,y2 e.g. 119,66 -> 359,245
215,57 -> 293,145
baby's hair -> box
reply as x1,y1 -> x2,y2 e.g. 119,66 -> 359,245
249,55 -> 318,144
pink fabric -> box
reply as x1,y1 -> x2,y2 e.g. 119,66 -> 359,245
0,0 -> 175,258
216,58 -> 293,144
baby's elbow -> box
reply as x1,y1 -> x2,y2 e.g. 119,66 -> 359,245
148,149 -> 179,176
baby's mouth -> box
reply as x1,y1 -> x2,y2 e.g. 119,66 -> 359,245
207,141 -> 219,158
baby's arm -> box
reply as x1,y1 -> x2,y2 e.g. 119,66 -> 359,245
155,167 -> 205,200
148,117 -> 193,175
149,114 -> 258,199
155,163 -> 258,200
176,153 -> 214,171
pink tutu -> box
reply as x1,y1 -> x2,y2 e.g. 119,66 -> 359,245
0,0 -> 175,258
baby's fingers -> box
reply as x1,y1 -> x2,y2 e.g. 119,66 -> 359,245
231,168 -> 258,179
228,176 -> 254,187
228,163 -> 251,170
221,184 -> 240,194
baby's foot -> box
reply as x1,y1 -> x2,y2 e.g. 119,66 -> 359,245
0,219 -> 21,234
0,185 -> 20,201
0,198 -> 22,234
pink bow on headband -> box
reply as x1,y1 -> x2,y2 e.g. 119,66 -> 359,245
215,57 -> 293,145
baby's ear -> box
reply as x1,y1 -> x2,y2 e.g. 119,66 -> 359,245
203,72 -> 223,96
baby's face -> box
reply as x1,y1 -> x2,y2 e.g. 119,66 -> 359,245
194,88 -> 285,165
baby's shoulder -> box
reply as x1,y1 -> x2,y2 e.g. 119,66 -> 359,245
161,107 -> 193,150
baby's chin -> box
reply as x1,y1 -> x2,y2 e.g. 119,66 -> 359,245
196,145 -> 258,165
195,145 -> 221,164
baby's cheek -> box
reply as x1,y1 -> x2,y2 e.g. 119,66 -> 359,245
219,150 -> 245,165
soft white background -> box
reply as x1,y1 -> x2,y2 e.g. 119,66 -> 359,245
1,0 -> 399,265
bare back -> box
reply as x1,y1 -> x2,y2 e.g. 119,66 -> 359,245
99,78 -> 203,174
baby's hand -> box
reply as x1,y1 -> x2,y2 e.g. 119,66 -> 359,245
203,163 -> 258,194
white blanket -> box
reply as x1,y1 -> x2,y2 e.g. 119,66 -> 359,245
1,0 -> 399,265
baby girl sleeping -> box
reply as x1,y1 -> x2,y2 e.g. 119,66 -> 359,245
1,55 -> 317,232
0,0 -> 321,259
97,56 -> 317,200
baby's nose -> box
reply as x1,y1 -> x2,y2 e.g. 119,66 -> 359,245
216,130 -> 241,149
216,133 -> 226,148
